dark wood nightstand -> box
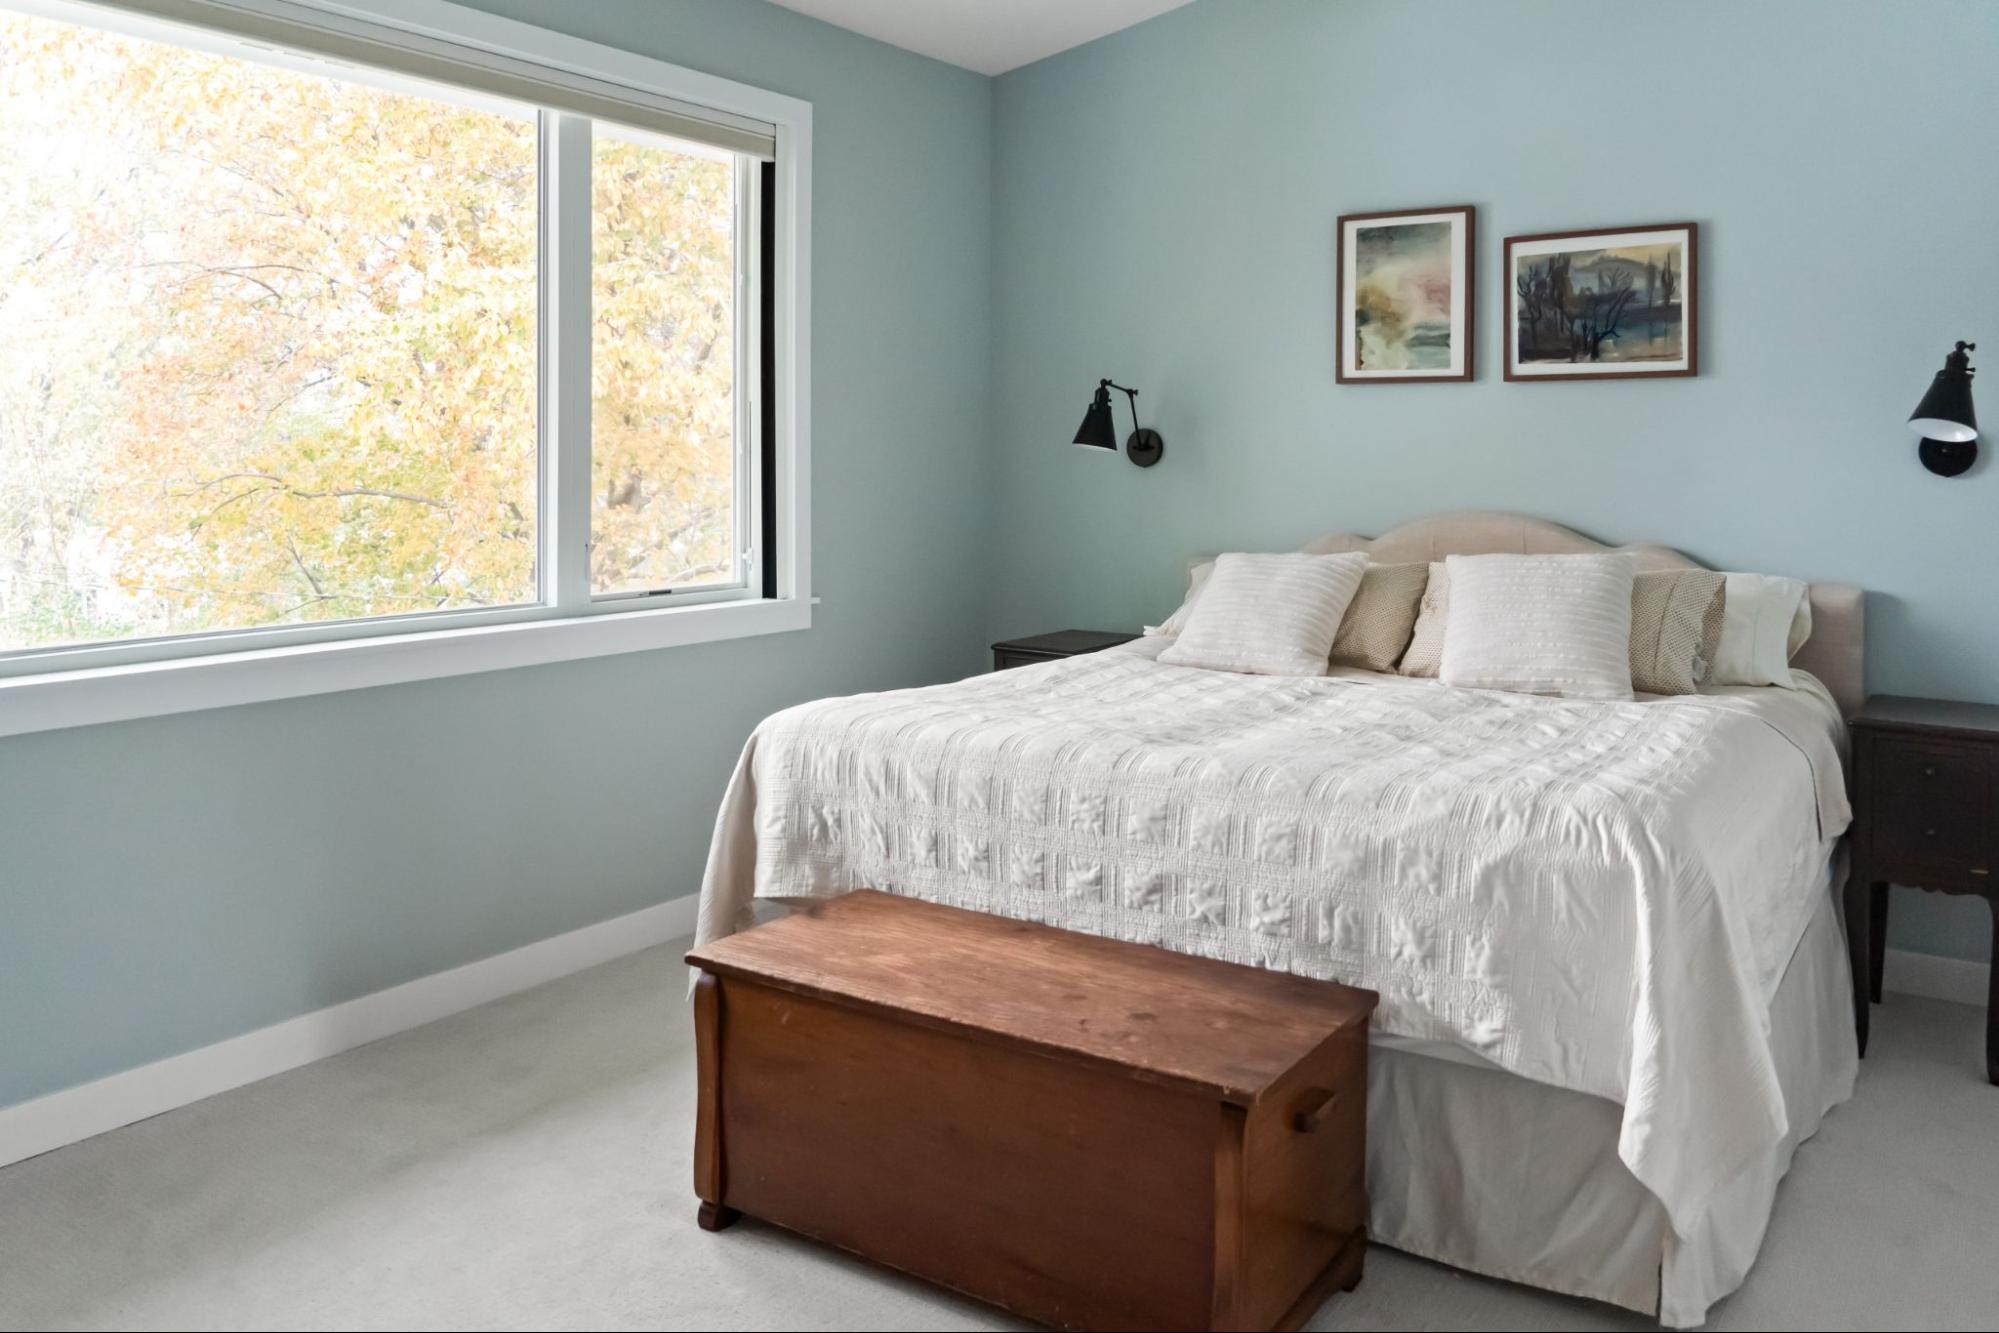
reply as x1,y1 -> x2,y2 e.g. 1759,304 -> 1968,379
1848,694 -> 1999,1083
990,629 -> 1141,672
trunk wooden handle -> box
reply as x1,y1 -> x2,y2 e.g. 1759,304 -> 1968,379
1292,1087 -> 1340,1133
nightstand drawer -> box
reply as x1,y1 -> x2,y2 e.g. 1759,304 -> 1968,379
1871,738 -> 1993,878
990,631 -> 1140,673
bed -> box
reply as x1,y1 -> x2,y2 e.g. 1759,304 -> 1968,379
693,511 -> 1866,1328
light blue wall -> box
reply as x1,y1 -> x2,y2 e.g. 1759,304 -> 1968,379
0,0 -> 993,1108
7,1 -> 1995,1116
990,0 -> 1999,962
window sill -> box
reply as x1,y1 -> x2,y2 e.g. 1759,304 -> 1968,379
0,596 -> 812,739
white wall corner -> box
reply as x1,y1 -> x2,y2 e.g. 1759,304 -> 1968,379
0,893 -> 697,1170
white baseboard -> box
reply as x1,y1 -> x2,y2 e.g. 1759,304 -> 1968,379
1,906 -> 1974,1173
1884,946 -> 1991,1008
0,894 -> 697,1170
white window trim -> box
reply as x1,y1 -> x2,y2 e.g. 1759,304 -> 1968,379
0,0 -> 813,739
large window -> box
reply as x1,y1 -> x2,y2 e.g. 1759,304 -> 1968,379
0,0 -> 797,689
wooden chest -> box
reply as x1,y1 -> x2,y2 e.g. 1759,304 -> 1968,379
686,891 -> 1378,1331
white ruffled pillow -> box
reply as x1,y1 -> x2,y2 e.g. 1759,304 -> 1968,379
1148,561 -> 1214,637
1156,552 -> 1367,676
1438,553 -> 1637,700
1707,573 -> 1812,688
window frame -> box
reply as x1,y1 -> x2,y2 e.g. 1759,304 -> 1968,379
0,0 -> 813,738
578,118 -> 763,610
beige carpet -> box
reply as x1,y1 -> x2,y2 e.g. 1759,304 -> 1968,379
2,939 -> 1997,1331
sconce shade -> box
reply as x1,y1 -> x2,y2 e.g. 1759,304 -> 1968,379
1909,341 -> 1978,443
1073,385 -> 1118,451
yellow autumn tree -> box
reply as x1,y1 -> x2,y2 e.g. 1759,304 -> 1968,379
592,130 -> 736,595
0,9 -> 734,649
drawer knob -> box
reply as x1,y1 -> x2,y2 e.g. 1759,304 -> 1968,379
1926,827 -> 1940,838
1923,765 -> 1938,777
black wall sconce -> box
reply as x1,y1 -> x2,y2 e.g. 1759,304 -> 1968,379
1909,341 -> 1978,477
1073,378 -> 1164,468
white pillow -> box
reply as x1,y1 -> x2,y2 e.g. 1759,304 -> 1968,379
1438,553 -> 1637,700
1156,552 -> 1368,676
1147,560 -> 1214,636
1707,573 -> 1812,688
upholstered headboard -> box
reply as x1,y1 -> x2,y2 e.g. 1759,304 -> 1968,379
1296,510 -> 1865,717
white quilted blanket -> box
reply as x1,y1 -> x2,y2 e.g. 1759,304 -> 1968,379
694,640 -> 1850,1235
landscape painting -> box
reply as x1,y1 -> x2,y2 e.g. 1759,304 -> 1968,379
1337,206 -> 1473,383
1505,223 -> 1698,379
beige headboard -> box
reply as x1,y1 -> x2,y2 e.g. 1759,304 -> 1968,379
1297,510 -> 1865,717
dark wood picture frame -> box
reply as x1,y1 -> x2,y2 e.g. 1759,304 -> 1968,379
1335,205 -> 1475,384
1503,222 -> 1699,381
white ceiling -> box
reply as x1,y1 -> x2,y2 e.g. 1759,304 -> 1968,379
768,0 -> 1195,76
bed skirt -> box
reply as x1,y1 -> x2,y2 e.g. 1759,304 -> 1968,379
1365,872 -> 1858,1327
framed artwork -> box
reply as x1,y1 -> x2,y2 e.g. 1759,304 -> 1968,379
1504,223 -> 1698,380
1336,205 -> 1474,383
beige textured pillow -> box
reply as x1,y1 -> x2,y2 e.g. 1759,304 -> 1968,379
1438,553 -> 1637,700
1156,552 -> 1368,676
1396,561 -> 1449,677
1329,561 -> 1430,671
1629,570 -> 1727,695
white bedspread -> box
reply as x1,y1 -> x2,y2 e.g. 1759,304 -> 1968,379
694,641 -> 1850,1236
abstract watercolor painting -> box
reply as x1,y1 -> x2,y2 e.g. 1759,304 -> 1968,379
1336,206 -> 1473,383
1505,223 -> 1698,379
